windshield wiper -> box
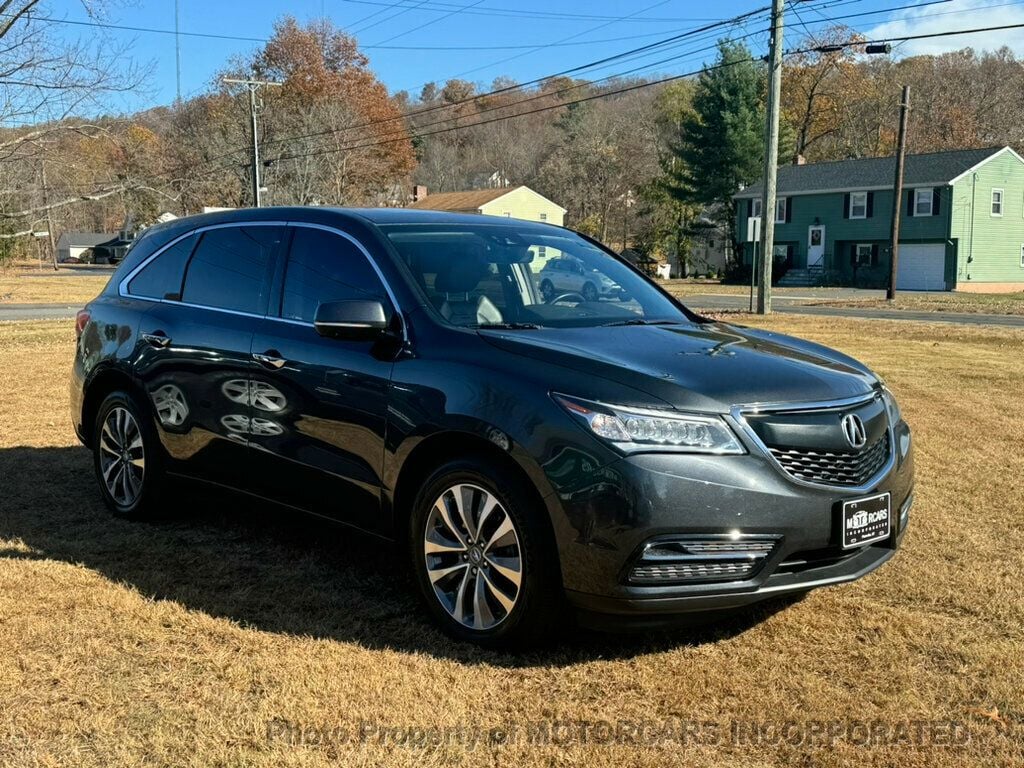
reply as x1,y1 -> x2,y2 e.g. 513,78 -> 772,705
474,322 -> 544,330
601,318 -> 683,327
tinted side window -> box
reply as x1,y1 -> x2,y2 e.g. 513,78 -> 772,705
280,227 -> 386,323
181,226 -> 282,314
127,234 -> 197,299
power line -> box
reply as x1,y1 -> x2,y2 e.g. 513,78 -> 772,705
445,0 -> 679,81
247,0 -> 906,156
269,20 -> 1024,166
337,0 -> 733,23
349,0 -> 435,35
369,0 -> 488,45
0,9 -> 726,51
252,3 -> 778,153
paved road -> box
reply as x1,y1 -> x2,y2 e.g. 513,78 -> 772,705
0,303 -> 81,322
15,265 -> 115,277
3,294 -> 1023,328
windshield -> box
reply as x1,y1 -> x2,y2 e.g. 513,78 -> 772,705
381,222 -> 688,329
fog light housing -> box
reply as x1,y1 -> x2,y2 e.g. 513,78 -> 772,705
626,535 -> 780,585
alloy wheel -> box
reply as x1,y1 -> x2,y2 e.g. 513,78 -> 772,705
98,406 -> 145,507
423,483 -> 523,631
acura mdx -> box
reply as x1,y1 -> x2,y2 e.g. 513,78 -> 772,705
71,207 -> 913,646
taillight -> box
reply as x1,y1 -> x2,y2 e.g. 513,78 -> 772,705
75,309 -> 91,339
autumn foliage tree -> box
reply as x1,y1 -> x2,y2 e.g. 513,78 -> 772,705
169,17 -> 414,210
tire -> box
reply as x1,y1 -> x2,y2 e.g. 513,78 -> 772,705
409,457 -> 562,647
540,279 -> 554,302
92,390 -> 167,519
582,282 -> 598,302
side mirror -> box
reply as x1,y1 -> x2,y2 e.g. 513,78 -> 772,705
314,299 -> 389,341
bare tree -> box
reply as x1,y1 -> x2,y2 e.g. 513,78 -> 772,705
0,0 -> 148,262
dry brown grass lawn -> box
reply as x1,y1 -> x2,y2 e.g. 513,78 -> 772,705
0,267 -> 109,305
0,317 -> 1021,767
812,292 -> 1024,316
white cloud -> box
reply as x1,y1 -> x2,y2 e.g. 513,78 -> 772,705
865,0 -> 1024,57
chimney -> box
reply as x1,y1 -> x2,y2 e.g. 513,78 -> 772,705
794,154 -> 807,165
412,184 -> 427,202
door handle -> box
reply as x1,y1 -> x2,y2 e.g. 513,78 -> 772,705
142,331 -> 171,348
253,351 -> 286,369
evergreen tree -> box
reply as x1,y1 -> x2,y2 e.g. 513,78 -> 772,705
670,40 -> 766,261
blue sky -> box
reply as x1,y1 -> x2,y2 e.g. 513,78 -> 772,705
42,0 -> 1024,115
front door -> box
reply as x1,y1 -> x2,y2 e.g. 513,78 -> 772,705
245,224 -> 397,533
807,225 -> 825,268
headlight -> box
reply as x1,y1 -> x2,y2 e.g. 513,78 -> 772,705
553,394 -> 745,454
881,387 -> 902,425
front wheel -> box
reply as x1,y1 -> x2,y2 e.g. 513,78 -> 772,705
410,458 -> 562,646
582,282 -> 599,302
93,390 -> 166,519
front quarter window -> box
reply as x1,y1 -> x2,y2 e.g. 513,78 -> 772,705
382,223 -> 689,329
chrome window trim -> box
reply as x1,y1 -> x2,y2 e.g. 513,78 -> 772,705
729,390 -> 897,494
117,220 -> 287,298
117,218 -> 406,340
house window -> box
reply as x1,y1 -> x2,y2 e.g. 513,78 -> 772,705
751,198 -> 762,218
1020,244 -> 1024,268
850,191 -> 868,219
775,197 -> 787,223
914,188 -> 934,216
538,245 -> 547,257
855,244 -> 873,266
539,212 -> 548,222
992,189 -> 1003,216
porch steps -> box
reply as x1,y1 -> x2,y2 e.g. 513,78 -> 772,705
777,268 -> 820,287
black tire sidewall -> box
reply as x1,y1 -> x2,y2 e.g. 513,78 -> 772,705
409,458 -> 560,646
92,390 -> 164,519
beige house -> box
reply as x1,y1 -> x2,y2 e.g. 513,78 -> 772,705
409,185 -> 566,226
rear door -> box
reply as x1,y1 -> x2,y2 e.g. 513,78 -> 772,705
132,223 -> 284,488
245,223 -> 398,533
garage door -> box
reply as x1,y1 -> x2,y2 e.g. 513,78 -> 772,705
896,243 -> 946,290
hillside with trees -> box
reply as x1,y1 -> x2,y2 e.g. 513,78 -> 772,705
2,6 -> 1023,272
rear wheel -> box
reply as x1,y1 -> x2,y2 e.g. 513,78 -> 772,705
410,457 -> 561,646
93,391 -> 166,519
540,279 -> 554,302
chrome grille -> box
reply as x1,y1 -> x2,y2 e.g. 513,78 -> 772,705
769,431 -> 889,487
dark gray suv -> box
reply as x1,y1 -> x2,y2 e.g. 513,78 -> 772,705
71,207 -> 913,646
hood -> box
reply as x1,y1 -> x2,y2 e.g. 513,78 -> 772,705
478,321 -> 878,412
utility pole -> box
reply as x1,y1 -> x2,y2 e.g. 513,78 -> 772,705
174,0 -> 181,103
888,85 -> 910,301
223,76 -> 282,208
39,161 -> 57,271
757,0 -> 785,315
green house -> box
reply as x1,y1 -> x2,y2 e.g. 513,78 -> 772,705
734,146 -> 1024,291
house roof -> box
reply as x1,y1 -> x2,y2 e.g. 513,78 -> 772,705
56,231 -> 117,249
735,146 -> 1013,198
408,186 -> 520,212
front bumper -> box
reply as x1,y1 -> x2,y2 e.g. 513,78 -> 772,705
547,419 -> 914,626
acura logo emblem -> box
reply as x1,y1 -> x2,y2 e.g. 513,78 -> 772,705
841,413 -> 867,448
